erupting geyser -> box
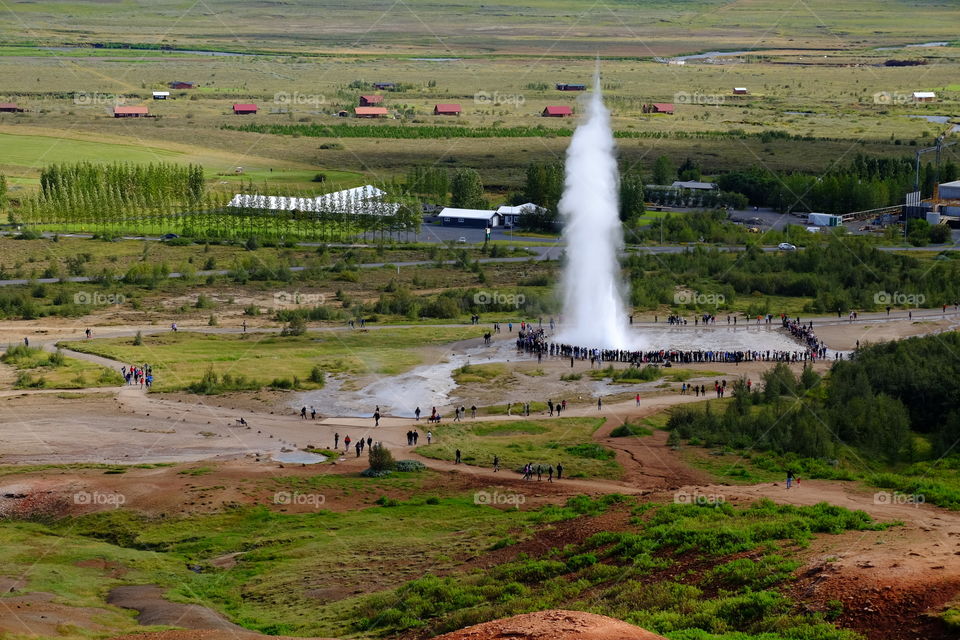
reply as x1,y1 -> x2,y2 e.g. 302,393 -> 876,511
557,73 -> 636,349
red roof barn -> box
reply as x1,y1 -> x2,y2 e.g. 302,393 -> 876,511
542,105 -> 573,117
359,95 -> 383,106
233,103 -> 258,115
169,81 -> 196,89
0,103 -> 24,113
355,106 -> 388,118
434,103 -> 461,115
113,105 -> 149,118
648,102 -> 675,114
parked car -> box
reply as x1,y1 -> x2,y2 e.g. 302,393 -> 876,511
457,236 -> 467,244
777,242 -> 797,251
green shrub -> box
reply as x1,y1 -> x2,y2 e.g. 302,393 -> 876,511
395,460 -> 425,472
610,422 -> 653,438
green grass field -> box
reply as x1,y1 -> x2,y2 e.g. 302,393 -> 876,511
0,344 -> 123,389
60,327 -> 484,392
416,417 -> 620,479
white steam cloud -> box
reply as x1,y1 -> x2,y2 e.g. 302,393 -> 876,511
557,73 -> 637,349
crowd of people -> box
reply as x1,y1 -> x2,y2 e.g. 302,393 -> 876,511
121,364 -> 153,388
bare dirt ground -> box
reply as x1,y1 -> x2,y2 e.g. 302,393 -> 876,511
432,610 -> 668,640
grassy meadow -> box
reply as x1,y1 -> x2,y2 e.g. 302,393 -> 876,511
60,327 -> 485,392
416,417 -> 621,479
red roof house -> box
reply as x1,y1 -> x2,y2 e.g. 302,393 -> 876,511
233,103 -> 258,115
0,103 -> 24,113
542,105 -> 573,117
113,105 -> 149,118
169,81 -> 196,89
354,106 -> 388,118
434,103 -> 461,115
359,95 -> 383,106
649,102 -> 675,114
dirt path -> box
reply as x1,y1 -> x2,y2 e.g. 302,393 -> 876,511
109,586 -> 248,631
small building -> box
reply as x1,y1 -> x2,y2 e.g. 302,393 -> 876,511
556,83 -> 586,91
355,106 -> 388,118
359,95 -> 383,106
233,103 -> 258,115
496,203 -> 545,227
0,102 -> 24,113
671,181 -> 717,191
439,207 -> 501,228
733,87 -> 749,95
373,82 -> 395,90
648,102 -> 675,114
152,91 -> 170,100
336,110 -> 350,117
113,105 -> 149,118
939,180 -> 960,200
666,59 -> 686,66
542,105 -> 573,117
913,91 -> 936,102
434,103 -> 461,115
169,81 -> 196,89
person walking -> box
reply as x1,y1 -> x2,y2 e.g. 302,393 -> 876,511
556,462 -> 563,480
300,406 -> 307,420
635,393 -> 640,406
415,406 -> 421,421
493,455 -> 500,472
786,470 -> 794,490
334,432 -> 339,450
344,435 -> 351,451
373,409 -> 381,427
455,449 -> 462,464
471,405 -> 477,419
547,465 -> 554,483
427,430 -> 432,444
310,406 -> 316,420
597,396 -> 602,410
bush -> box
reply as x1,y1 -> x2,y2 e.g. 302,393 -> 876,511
308,365 -> 325,385
368,443 -> 396,472
280,317 -> 307,336
610,422 -> 653,438
132,330 -> 143,346
395,460 -> 425,472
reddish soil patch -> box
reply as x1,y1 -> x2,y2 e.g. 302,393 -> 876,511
433,610 -> 667,640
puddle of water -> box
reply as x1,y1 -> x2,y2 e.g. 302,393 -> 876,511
272,451 -> 327,464
671,50 -> 755,61
295,326 -> 815,418
876,41 -> 951,51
